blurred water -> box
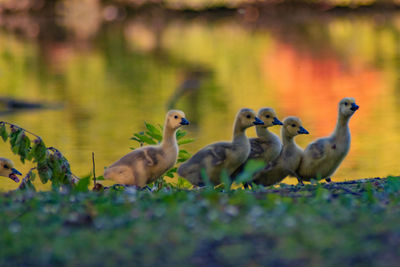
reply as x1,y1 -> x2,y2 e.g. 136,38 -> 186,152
1,10 -> 400,190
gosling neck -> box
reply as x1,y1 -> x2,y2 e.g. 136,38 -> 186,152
333,111 -> 351,137
282,129 -> 295,146
256,126 -> 274,140
161,125 -> 178,149
233,121 -> 248,144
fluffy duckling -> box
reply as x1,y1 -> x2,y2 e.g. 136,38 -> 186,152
297,97 -> 359,183
104,110 -> 189,187
0,158 -> 22,182
177,108 -> 264,186
231,108 -> 283,179
253,117 -> 309,186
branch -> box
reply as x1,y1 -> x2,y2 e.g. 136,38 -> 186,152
0,121 -> 42,140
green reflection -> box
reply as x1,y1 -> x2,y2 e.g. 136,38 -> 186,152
1,13 -> 400,191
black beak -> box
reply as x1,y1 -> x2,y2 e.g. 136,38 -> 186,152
273,117 -> 283,125
8,168 -> 21,183
11,168 -> 22,175
180,118 -> 190,125
351,103 -> 359,111
298,126 -> 309,135
253,117 -> 264,125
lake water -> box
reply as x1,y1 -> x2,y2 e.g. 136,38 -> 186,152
1,8 -> 400,190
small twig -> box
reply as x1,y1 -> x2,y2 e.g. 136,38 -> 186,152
18,167 -> 37,190
323,184 -> 362,196
0,121 -> 42,140
92,152 -> 96,185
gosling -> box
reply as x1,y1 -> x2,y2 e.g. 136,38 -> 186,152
177,108 -> 264,186
297,97 -> 359,183
0,158 -> 22,182
253,117 -> 309,186
231,108 -> 283,180
104,110 -> 189,187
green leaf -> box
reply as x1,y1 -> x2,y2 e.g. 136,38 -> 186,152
18,134 -> 31,163
38,161 -> 51,184
10,129 -> 24,155
29,170 -> 36,182
133,133 -> 157,145
236,160 -> 266,184
221,169 -> 232,191
176,130 -> 187,140
31,139 -> 47,163
178,150 -> 191,160
200,168 -> 212,188
0,123 -> 7,142
164,168 -> 177,178
144,122 -> 162,141
74,176 -> 90,192
18,177 -> 36,192
178,138 -> 195,145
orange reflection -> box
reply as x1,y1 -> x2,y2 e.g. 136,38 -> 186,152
262,42 -> 383,137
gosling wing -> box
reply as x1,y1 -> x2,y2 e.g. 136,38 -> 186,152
306,139 -> 326,160
249,138 -> 270,159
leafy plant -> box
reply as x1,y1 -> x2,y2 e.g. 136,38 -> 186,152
0,121 -> 75,191
130,122 -> 194,189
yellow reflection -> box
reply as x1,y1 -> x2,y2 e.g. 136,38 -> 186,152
1,15 -> 400,191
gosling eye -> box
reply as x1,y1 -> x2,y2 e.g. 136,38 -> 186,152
266,115 -> 270,118
292,124 -> 296,127
3,165 -> 9,169
344,102 -> 348,106
246,115 -> 251,119
174,115 -> 178,119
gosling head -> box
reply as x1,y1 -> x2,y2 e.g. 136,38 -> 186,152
236,108 -> 264,130
166,110 -> 189,130
0,158 -> 22,183
339,97 -> 359,117
257,108 -> 283,128
283,116 -> 309,137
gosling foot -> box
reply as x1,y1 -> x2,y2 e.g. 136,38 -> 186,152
325,177 -> 332,183
296,178 -> 304,186
243,182 -> 250,189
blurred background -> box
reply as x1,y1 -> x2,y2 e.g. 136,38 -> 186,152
1,0 -> 400,190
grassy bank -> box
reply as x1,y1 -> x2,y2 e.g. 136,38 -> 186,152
1,177 -> 399,266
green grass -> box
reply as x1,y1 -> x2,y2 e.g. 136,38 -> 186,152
0,177 -> 399,266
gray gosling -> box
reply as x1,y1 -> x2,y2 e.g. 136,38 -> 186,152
297,97 -> 359,183
231,108 -> 283,180
177,108 -> 264,186
104,110 -> 189,187
253,117 -> 309,186
0,158 -> 22,183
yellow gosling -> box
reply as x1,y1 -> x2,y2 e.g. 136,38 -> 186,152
231,108 -> 283,179
253,116 -> 309,186
297,97 -> 359,183
0,157 -> 22,183
177,108 -> 264,186
104,110 -> 189,187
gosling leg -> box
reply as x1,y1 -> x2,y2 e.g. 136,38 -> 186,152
296,177 -> 304,186
243,182 -> 250,189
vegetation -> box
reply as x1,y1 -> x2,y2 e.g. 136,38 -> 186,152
0,177 -> 399,266
0,121 -> 75,191
0,121 -> 399,265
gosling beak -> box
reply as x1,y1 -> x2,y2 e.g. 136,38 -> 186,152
350,103 -> 359,112
180,118 -> 190,125
8,168 -> 22,183
253,117 -> 264,125
272,117 -> 283,126
298,126 -> 309,135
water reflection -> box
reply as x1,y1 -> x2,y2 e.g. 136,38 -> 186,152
1,9 -> 400,190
